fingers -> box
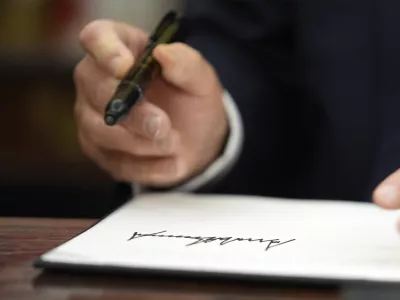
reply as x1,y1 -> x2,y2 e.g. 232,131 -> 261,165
75,57 -> 172,141
79,20 -> 148,78
102,152 -> 188,186
76,102 -> 180,157
78,131 -> 110,171
75,21 -> 223,186
74,56 -> 119,114
120,98 -> 172,139
80,133 -> 187,186
79,20 -> 217,97
373,169 -> 400,209
78,110 -> 186,187
153,42 -> 218,97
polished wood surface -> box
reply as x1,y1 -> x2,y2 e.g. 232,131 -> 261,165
0,217 -> 397,300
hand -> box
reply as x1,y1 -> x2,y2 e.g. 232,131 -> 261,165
74,20 -> 228,187
373,170 -> 400,232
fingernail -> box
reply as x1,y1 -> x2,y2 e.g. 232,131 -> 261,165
376,184 -> 399,207
144,115 -> 161,139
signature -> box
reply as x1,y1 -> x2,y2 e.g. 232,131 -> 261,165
127,230 -> 295,251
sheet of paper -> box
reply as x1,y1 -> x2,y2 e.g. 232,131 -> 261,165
38,193 -> 400,283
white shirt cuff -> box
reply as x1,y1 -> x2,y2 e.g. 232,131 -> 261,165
132,90 -> 244,195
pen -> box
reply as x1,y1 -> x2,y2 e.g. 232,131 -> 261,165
104,10 -> 181,126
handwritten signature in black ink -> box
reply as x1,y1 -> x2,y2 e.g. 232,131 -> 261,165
127,230 -> 295,251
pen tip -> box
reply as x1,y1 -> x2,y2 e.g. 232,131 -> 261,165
105,115 -> 116,126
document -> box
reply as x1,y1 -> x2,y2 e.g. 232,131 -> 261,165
35,192 -> 400,283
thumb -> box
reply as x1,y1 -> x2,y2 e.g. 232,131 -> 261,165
373,169 -> 400,209
153,42 -> 218,97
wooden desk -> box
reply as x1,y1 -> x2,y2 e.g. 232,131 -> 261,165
0,218 -> 397,300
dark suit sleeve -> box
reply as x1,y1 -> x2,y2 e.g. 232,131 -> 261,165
174,0 -> 296,195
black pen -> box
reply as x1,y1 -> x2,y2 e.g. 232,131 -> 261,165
104,11 -> 181,126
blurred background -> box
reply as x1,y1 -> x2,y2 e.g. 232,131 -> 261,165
0,0 -> 183,218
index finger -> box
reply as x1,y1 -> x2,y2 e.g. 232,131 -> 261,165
79,19 -> 149,78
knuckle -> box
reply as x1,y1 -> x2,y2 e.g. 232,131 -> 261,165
76,131 -> 86,149
92,113 -> 105,128
73,95 -> 88,127
88,117 -> 104,146
176,42 -> 198,54
79,19 -> 113,48
125,140 -> 143,157
73,99 -> 81,122
153,158 -> 183,184
75,107 -> 101,147
73,60 -> 85,86
138,160 -> 164,185
181,45 -> 203,64
172,42 -> 187,52
74,101 -> 87,126
188,49 -> 203,66
174,42 -> 203,66
77,132 -> 94,159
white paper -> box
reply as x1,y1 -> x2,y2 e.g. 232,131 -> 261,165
39,193 -> 400,283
